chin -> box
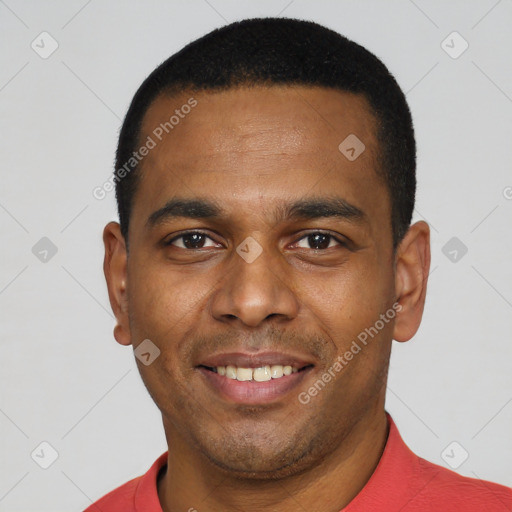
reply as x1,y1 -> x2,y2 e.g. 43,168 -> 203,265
205,452 -> 313,481
197,431 -> 320,481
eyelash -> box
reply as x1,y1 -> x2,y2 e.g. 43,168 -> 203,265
164,230 -> 347,250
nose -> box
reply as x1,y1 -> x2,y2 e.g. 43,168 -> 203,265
210,240 -> 300,328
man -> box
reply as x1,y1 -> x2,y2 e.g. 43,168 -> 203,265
88,17 -> 512,512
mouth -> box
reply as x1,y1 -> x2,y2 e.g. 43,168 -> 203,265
195,352 -> 315,404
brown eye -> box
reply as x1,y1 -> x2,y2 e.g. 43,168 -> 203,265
295,232 -> 344,250
166,232 -> 218,249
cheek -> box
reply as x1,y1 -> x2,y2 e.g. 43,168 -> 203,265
127,267 -> 201,408
302,260 -> 395,400
127,262 -> 210,336
126,263 -> 215,390
303,261 -> 393,341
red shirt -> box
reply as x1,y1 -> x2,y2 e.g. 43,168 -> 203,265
85,415 -> 512,511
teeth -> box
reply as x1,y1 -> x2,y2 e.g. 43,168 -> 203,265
214,364 -> 301,381
253,366 -> 271,382
270,365 -> 283,378
225,365 -> 237,379
236,367 -> 252,381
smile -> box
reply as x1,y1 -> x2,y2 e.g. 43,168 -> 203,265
197,362 -> 314,404
201,364 -> 309,382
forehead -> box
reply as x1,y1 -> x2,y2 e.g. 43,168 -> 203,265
131,85 -> 389,238
140,85 -> 378,166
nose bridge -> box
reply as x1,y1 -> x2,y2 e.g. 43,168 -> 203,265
210,236 -> 299,327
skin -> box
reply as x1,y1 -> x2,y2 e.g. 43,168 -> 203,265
103,85 -> 430,511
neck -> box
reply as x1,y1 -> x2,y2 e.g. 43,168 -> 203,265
157,407 -> 389,512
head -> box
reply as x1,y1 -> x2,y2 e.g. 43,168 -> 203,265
103,18 -> 430,479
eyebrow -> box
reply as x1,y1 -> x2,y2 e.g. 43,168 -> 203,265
146,196 -> 367,228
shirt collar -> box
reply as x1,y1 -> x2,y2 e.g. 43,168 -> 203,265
342,412 -> 423,510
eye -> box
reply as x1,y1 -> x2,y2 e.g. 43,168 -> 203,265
164,230 -> 346,251
165,231 -> 220,249
295,232 -> 345,250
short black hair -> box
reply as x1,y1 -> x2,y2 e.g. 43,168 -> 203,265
115,17 -> 415,249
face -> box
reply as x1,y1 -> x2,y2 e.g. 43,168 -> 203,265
103,85 -> 429,479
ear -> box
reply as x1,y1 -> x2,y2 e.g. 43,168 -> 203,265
393,220 -> 431,342
103,221 -> 131,346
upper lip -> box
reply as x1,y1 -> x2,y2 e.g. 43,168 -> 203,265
197,351 -> 315,369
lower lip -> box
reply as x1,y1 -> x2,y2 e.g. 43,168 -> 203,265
197,367 -> 313,404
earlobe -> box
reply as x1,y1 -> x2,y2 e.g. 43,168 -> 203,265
103,222 -> 132,346
392,221 -> 431,343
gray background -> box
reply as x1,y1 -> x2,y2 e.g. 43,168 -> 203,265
1,0 -> 511,510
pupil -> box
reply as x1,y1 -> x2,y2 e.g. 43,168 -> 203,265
309,233 -> 329,249
184,233 -> 204,249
